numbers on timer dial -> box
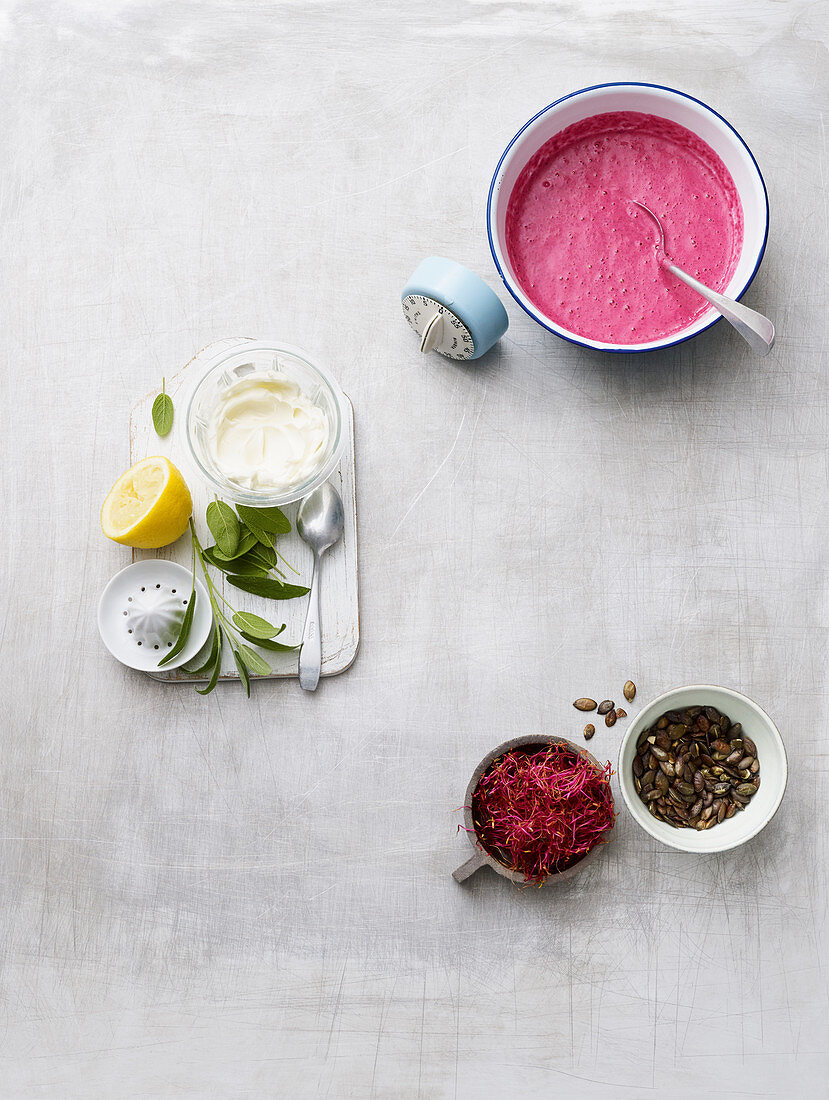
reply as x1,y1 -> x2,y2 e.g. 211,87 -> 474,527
402,294 -> 475,360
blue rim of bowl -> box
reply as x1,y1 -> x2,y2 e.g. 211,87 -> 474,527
486,81 -> 770,354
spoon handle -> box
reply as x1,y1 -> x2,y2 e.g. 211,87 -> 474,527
666,263 -> 775,356
299,550 -> 322,691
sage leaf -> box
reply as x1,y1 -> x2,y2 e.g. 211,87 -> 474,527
247,542 -> 277,568
240,519 -> 274,550
240,630 -> 298,652
227,575 -> 310,601
232,646 -> 251,697
211,530 -> 258,561
158,584 -> 196,667
232,611 -> 282,639
206,500 -> 240,557
183,626 -> 219,675
196,626 -> 223,695
236,504 -> 291,536
152,378 -> 174,437
237,644 -> 272,676
202,547 -> 268,577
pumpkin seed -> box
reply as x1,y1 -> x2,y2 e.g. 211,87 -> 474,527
623,681 -> 636,701
574,698 -> 597,711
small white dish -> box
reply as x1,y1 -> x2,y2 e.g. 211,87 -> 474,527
618,685 -> 787,853
98,560 -> 212,672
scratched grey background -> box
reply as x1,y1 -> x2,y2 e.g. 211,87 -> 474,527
1,0 -> 827,1096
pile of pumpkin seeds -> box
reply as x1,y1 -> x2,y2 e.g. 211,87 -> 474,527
574,681 -> 636,739
632,705 -> 760,829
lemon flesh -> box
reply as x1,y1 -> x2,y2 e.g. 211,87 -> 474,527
101,457 -> 192,549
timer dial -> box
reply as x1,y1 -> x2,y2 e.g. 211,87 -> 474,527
402,294 -> 475,360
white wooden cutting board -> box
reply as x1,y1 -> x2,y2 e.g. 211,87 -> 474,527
129,339 -> 359,683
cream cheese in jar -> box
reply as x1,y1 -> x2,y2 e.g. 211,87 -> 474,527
207,371 -> 329,491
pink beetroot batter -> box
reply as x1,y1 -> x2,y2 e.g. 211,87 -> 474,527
505,111 -> 743,344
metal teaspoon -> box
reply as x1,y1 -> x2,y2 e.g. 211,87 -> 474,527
629,200 -> 775,356
296,482 -> 345,691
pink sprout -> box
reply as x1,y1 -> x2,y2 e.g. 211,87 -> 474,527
471,743 -> 615,884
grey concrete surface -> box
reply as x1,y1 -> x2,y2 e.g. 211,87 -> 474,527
1,1 -> 827,1095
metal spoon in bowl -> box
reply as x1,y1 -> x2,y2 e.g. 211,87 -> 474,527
296,482 -> 345,691
629,200 -> 775,356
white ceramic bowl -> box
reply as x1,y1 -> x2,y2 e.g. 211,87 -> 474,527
487,82 -> 769,353
185,340 -> 346,508
618,685 -> 787,853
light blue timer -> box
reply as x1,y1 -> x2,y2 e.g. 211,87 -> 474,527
402,257 -> 509,361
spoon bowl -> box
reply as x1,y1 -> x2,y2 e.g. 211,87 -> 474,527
297,482 -> 345,555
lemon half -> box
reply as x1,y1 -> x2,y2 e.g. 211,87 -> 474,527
101,457 -> 192,549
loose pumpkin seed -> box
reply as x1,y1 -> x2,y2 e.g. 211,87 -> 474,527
574,698 -> 597,711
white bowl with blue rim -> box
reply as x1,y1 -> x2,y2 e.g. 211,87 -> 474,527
487,82 -> 769,354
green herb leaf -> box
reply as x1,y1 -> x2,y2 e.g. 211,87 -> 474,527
206,500 -> 240,557
210,530 -> 258,561
202,546 -> 269,577
232,646 -> 251,696
183,626 -> 219,674
239,630 -> 298,652
246,542 -> 277,569
236,504 -> 291,536
152,378 -> 174,437
237,644 -> 272,676
196,626 -> 224,695
232,611 -> 282,639
227,575 -> 310,600
240,519 -> 274,550
158,581 -> 196,667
